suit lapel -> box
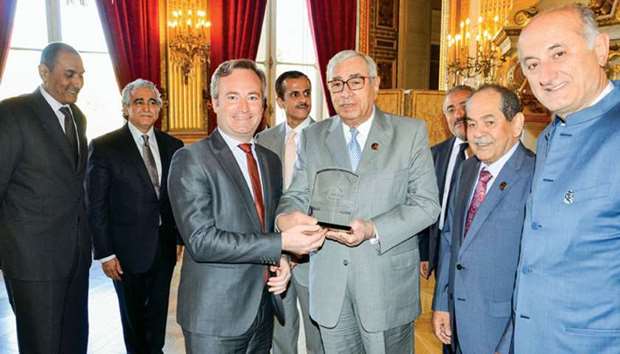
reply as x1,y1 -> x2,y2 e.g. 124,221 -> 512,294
30,90 -> 76,169
325,117 -> 351,170
436,137 -> 456,199
275,123 -> 286,159
453,159 -> 479,251
256,147 -> 273,229
120,125 -> 159,198
71,104 -> 88,173
356,109 -> 390,173
156,130 -> 173,197
211,131 -> 262,230
459,144 -> 527,255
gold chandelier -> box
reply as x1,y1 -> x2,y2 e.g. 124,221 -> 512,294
167,6 -> 211,84
446,16 -> 505,87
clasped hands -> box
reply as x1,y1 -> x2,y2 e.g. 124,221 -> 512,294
278,211 -> 376,254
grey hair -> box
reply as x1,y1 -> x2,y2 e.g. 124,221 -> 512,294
210,59 -> 267,100
121,78 -> 162,107
468,84 -> 522,121
532,4 -> 600,48
326,50 -> 378,81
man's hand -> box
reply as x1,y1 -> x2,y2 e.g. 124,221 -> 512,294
267,256 -> 292,295
420,261 -> 430,279
102,258 -> 123,281
281,224 -> 327,255
325,219 -> 375,247
277,211 -> 317,231
432,310 -> 452,345
176,245 -> 184,262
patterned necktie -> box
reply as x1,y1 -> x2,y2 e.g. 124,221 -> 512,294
142,135 -> 160,198
283,130 -> 297,190
348,127 -> 362,171
238,143 -> 265,230
464,169 -> 492,236
59,106 -> 79,164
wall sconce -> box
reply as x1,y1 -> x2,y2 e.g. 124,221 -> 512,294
167,7 -> 211,84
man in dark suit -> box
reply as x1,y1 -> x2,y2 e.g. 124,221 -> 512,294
86,79 -> 184,354
419,85 -> 473,279
255,70 -> 324,354
167,59 -> 326,354
0,42 -> 91,354
432,85 -> 534,354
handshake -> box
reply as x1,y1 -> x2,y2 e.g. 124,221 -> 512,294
278,211 -> 378,256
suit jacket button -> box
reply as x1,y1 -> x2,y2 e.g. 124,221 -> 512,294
343,260 -> 349,266
456,264 -> 464,270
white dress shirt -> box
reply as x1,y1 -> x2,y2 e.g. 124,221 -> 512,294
218,128 -> 264,202
285,116 -> 312,147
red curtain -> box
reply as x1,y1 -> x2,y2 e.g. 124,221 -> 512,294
0,0 -> 17,82
207,0 -> 267,132
306,0 -> 357,116
95,0 -> 161,91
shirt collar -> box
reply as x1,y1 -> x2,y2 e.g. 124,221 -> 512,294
285,116 -> 312,135
218,128 -> 255,152
480,141 -> 519,177
127,120 -> 155,143
556,81 -> 614,122
39,85 -> 66,113
342,107 -> 375,138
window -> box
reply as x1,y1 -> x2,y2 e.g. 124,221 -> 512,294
0,0 -> 124,140
256,0 -> 328,126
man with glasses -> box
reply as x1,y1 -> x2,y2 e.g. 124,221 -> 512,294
86,79 -> 184,354
276,50 -> 439,353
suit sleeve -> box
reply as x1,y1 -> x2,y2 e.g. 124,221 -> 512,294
0,103 -> 21,201
432,209 -> 452,312
373,121 -> 441,254
167,147 -> 282,265
418,145 -> 441,262
86,140 -> 114,260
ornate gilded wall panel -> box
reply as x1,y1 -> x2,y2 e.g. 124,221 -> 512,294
376,89 -> 405,115
360,0 -> 400,88
410,90 -> 451,146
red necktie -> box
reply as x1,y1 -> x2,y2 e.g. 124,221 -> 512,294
464,169 -> 492,236
238,143 -> 265,231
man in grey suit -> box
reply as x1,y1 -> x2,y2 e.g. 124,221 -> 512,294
0,42 -> 91,353
255,71 -> 324,354
419,85 -> 473,279
277,50 -> 440,353
167,59 -> 326,354
432,85 -> 534,354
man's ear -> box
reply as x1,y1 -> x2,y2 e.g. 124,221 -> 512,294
38,64 -> 49,84
594,32 -> 610,67
512,112 -> 525,138
276,97 -> 285,109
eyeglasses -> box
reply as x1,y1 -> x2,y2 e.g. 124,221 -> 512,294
327,76 -> 373,93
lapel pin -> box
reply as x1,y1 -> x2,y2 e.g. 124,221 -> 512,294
371,142 -> 379,150
499,181 -> 507,190
563,190 -> 575,205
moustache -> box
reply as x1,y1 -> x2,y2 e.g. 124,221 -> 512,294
472,137 -> 494,146
295,104 -> 309,110
453,117 -> 467,126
